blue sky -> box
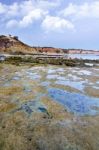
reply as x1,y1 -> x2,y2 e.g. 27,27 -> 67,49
0,0 -> 99,50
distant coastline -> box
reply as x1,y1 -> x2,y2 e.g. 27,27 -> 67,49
0,35 -> 99,55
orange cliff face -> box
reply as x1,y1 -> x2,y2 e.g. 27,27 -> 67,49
63,49 -> 99,55
33,46 -> 63,54
0,35 -> 36,54
0,35 -> 63,54
0,35 -> 99,55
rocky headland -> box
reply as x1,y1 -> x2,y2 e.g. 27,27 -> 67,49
0,35 -> 99,67
0,35 -> 99,55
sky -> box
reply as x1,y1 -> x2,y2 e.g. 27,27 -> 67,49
0,0 -> 99,50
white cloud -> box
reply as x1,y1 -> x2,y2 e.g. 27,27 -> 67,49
0,0 -> 75,32
1,0 -> 99,32
42,15 -> 74,32
0,2 -> 6,14
0,0 -> 58,28
6,8 -> 48,28
60,1 -> 99,19
7,2 -> 19,17
19,9 -> 48,28
6,20 -> 18,28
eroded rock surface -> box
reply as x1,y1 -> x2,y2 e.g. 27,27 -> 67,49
0,64 -> 99,150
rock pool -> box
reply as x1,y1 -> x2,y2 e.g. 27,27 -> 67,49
0,64 -> 99,150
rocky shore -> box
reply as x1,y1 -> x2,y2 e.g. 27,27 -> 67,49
0,54 -> 99,67
0,63 -> 99,150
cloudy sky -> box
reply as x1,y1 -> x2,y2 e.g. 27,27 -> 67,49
0,0 -> 99,50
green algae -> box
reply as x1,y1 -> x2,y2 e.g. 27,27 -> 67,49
0,63 -> 99,150
0,86 -> 23,96
0,102 -> 17,112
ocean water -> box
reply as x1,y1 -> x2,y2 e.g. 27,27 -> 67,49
65,54 -> 99,60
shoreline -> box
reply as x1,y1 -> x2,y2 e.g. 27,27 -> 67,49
0,53 -> 99,67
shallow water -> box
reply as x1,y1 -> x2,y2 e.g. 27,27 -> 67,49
65,54 -> 99,60
0,64 -> 99,150
48,88 -> 99,116
0,64 -> 99,115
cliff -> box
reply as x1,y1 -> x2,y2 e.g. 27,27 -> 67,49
0,35 -> 36,54
0,35 -> 99,55
0,35 -> 64,54
33,46 -> 63,53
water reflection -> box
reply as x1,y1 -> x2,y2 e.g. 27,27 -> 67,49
48,88 -> 99,116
